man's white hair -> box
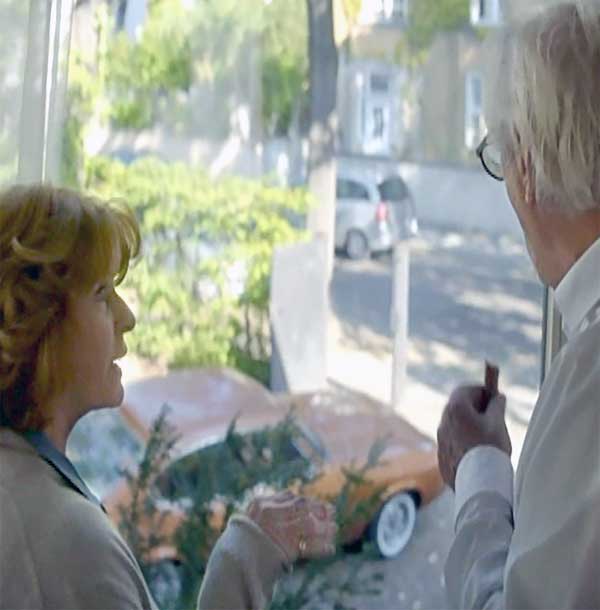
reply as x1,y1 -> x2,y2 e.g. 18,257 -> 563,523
486,1 -> 600,213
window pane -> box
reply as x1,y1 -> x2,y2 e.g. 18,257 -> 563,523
378,177 -> 409,201
370,73 -> 390,93
0,3 -> 30,185
55,1 -> 544,608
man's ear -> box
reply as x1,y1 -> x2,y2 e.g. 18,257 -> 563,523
519,151 -> 537,209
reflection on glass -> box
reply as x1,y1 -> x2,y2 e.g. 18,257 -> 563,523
68,409 -> 144,499
52,1 -> 544,607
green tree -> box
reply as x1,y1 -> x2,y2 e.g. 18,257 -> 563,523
85,155 -> 311,383
101,0 -> 308,135
105,0 -> 193,128
261,0 -> 308,136
61,3 -> 105,185
397,0 -> 470,65
342,0 -> 362,25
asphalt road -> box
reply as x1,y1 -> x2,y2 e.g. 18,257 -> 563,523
344,490 -> 454,610
280,490 -> 454,610
330,227 -> 544,422
312,226 -> 545,609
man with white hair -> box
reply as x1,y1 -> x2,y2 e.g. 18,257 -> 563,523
437,2 -> 600,608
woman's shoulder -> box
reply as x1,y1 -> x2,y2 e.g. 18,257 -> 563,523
1,464 -> 157,610
0,428 -> 64,502
0,430 -> 127,551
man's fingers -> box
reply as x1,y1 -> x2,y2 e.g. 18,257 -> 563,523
485,361 -> 500,396
486,394 -> 507,418
449,385 -> 490,414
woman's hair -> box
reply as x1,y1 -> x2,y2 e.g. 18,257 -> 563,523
486,1 -> 600,213
0,184 -> 140,432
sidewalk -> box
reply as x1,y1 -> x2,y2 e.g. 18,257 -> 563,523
119,317 -> 533,467
327,314 -> 532,467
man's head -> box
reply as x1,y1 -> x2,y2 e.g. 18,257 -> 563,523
485,1 -> 600,286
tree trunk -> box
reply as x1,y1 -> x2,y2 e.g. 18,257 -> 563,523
306,0 -> 338,280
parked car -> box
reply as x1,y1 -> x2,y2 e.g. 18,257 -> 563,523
69,368 -> 442,585
335,169 -> 418,260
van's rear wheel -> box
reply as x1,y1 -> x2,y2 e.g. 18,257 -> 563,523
345,230 -> 369,260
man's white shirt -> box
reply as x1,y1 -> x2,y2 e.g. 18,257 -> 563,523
445,236 -> 600,610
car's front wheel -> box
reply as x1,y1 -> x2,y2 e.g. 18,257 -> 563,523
369,492 -> 417,559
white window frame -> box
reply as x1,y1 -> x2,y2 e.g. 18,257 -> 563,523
470,0 -> 502,27
464,72 -> 485,150
391,0 -> 408,21
18,0 -> 74,183
360,0 -> 408,24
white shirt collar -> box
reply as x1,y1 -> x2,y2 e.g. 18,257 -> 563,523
554,235 -> 600,338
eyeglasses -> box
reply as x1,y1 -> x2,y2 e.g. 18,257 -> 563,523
476,135 -> 504,181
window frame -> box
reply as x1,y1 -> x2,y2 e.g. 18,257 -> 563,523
470,0 -> 502,27
17,0 -> 73,184
337,177 -> 371,200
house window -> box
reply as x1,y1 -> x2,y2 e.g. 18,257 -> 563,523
336,179 -> 370,200
362,99 -> 391,155
392,0 -> 408,21
470,0 -> 501,26
465,72 -> 485,150
363,0 -> 407,23
370,73 -> 390,94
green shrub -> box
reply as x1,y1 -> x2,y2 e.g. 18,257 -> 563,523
85,155 -> 311,383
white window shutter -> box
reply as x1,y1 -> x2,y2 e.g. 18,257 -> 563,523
470,0 -> 502,27
16,0 -> 74,184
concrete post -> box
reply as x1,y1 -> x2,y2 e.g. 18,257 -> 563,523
391,240 -> 410,409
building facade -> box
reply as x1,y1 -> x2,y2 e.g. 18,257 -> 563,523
338,0 -> 557,165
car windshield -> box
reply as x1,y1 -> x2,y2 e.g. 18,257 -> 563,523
154,423 -> 319,503
337,178 -> 371,200
67,409 -> 145,499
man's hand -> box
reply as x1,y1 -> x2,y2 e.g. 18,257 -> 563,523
437,386 -> 512,490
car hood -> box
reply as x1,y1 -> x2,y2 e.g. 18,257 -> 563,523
279,391 -> 436,466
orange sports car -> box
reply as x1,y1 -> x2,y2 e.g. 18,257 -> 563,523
69,367 -> 443,574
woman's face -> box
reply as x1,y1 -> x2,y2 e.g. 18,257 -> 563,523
59,254 -> 136,413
